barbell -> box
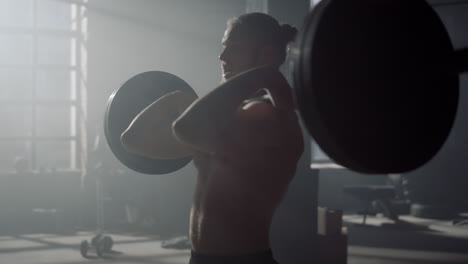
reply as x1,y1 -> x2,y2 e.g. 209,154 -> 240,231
104,0 -> 468,175
105,71 -> 195,174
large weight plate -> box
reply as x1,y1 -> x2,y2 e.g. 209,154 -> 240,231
295,0 -> 459,173
104,71 -> 195,174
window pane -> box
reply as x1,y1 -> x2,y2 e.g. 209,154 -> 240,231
0,35 -> 33,65
37,36 -> 73,65
37,0 -> 73,30
36,70 -> 74,100
36,140 -> 71,169
0,0 -> 33,28
0,141 -> 32,172
35,105 -> 72,137
0,69 -> 33,100
0,105 -> 32,137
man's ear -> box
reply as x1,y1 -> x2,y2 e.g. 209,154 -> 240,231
257,45 -> 278,66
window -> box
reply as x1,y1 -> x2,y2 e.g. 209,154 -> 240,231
0,0 -> 87,173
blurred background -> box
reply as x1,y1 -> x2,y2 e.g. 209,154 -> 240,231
0,0 -> 468,263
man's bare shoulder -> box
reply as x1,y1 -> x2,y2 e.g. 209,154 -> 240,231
240,100 -> 277,119
238,98 -> 297,125
234,98 -> 301,147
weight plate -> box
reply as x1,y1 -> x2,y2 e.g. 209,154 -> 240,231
105,71 -> 195,174
295,0 -> 458,173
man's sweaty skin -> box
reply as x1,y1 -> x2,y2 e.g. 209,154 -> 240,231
173,67 -> 304,255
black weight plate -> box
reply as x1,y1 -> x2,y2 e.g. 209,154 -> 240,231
104,71 -> 195,174
295,0 -> 458,173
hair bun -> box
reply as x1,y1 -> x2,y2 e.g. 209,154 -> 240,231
280,24 -> 298,43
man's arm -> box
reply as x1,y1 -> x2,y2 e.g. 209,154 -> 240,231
172,67 -> 292,154
121,90 -> 197,159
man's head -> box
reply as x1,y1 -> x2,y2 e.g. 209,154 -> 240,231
219,12 -> 298,81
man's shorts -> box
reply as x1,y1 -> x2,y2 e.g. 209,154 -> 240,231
189,250 -> 279,264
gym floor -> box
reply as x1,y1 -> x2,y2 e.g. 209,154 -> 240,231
0,232 -> 190,264
1,232 -> 468,264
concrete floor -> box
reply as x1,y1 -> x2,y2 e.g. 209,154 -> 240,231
0,232 -> 191,264
1,232 -> 468,264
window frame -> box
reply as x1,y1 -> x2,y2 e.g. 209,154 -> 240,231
0,0 -> 87,172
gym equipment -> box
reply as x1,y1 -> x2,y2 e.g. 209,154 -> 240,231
295,0 -> 467,173
104,0 -> 468,174
343,185 -> 397,224
80,234 -> 114,258
79,150 -> 115,259
104,71 -> 196,174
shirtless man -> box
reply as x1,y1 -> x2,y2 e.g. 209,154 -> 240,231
121,12 -> 304,264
